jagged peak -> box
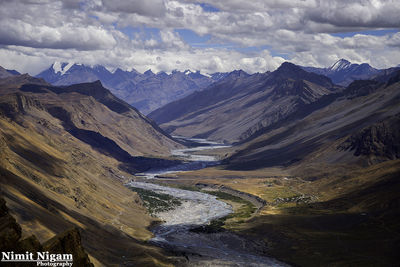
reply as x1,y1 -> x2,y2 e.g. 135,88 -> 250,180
113,67 -> 125,74
157,71 -> 168,77
226,69 -> 249,79
93,64 -> 107,70
112,67 -> 138,75
184,69 -> 194,75
231,69 -> 247,74
171,69 -> 182,74
276,62 -> 302,73
273,62 -> 309,79
144,69 -> 154,76
273,61 -> 333,87
187,70 -> 206,79
50,62 -> 113,75
329,59 -> 351,71
209,72 -> 229,80
129,68 -> 140,75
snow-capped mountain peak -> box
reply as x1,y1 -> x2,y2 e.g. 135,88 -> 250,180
329,59 -> 351,71
52,62 -> 74,75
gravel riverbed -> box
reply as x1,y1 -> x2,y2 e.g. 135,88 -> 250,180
127,138 -> 289,266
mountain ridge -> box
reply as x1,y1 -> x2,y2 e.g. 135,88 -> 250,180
149,61 -> 340,143
226,70 -> 400,169
0,66 -> 21,79
36,62 -> 224,114
0,71 -> 183,265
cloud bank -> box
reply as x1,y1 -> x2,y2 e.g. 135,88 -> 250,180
0,0 -> 399,74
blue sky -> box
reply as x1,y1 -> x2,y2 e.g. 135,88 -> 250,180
331,29 -> 399,38
0,0 -> 399,74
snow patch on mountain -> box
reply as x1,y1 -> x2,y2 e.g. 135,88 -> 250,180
184,69 -> 193,75
52,62 -> 74,75
329,59 -> 351,72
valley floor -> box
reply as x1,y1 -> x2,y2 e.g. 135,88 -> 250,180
149,159 -> 400,266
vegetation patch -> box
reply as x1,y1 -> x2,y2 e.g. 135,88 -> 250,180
128,187 -> 182,215
274,195 -> 314,205
204,190 -> 257,229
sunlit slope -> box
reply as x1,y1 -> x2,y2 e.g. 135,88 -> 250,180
0,75 -> 182,266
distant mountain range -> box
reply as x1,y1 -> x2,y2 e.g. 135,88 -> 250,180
34,59 -> 397,115
149,61 -> 400,168
149,62 -> 340,143
302,59 -> 381,86
227,70 -> 400,169
36,62 -> 224,114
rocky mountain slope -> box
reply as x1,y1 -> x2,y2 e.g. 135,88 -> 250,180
150,62 -> 340,143
0,72 -> 182,265
154,66 -> 400,266
226,70 -> 400,169
338,114 -> 400,162
36,62 -> 221,114
302,59 -> 381,86
0,66 -> 20,79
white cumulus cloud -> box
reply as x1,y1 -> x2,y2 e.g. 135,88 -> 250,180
0,0 -> 399,75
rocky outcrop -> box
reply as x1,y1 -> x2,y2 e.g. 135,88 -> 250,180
1,197 -> 42,267
0,197 -> 93,266
0,93 -> 44,119
343,79 -> 380,98
0,197 -> 22,251
43,228 -> 93,267
338,114 -> 400,161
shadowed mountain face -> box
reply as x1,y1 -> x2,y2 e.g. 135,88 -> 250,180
0,73 -> 183,265
150,62 -> 340,143
9,79 -> 181,158
148,61 -> 400,169
226,70 -> 400,169
36,63 -> 223,114
338,114 -> 400,161
0,197 -> 94,267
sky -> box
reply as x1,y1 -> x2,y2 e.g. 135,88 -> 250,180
0,0 -> 399,75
